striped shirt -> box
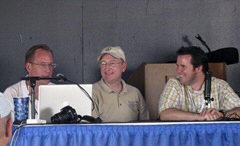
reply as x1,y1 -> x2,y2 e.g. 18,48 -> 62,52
159,77 -> 240,113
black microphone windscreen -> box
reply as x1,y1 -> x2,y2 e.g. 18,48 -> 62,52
56,73 -> 67,82
204,71 -> 212,99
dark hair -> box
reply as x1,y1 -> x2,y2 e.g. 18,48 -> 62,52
176,46 -> 209,73
25,44 -> 54,64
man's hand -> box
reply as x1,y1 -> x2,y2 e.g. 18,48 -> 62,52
200,108 -> 224,121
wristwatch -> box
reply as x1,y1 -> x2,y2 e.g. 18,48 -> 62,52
219,110 -> 227,118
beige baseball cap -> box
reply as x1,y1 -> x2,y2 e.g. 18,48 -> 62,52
0,93 -> 11,119
97,46 -> 126,61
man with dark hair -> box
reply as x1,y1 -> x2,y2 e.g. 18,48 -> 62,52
159,46 -> 240,121
3,44 -> 56,121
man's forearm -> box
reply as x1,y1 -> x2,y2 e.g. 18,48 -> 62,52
160,108 -> 204,121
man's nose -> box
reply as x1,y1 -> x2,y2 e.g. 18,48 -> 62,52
176,67 -> 181,73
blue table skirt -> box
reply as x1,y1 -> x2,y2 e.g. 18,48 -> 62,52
9,122 -> 240,146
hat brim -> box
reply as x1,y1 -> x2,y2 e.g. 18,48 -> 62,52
97,52 -> 125,61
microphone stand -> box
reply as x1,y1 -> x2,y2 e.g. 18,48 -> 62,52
21,76 -> 57,124
29,77 -> 37,119
21,74 -> 96,123
204,71 -> 214,108
195,34 -> 211,53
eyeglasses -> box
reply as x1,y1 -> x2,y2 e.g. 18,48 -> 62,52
99,61 -> 123,68
30,62 -> 57,69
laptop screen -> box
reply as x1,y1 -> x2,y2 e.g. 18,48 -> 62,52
38,84 -> 92,123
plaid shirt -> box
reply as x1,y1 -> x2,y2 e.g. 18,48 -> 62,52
159,77 -> 240,113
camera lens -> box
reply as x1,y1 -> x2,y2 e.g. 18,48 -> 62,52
51,106 -> 78,124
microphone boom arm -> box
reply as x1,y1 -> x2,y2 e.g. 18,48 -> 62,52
195,34 -> 211,53
21,76 -> 66,119
21,74 -> 96,118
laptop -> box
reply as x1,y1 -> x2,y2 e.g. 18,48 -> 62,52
38,84 -> 93,123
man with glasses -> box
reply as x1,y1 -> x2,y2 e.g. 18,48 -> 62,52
92,46 -> 149,122
3,44 -> 56,121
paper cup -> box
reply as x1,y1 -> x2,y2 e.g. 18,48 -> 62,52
13,97 -> 29,121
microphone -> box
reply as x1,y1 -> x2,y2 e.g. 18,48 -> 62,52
56,73 -> 67,82
21,76 -> 59,81
204,71 -> 213,106
21,76 -> 42,81
21,74 -> 67,81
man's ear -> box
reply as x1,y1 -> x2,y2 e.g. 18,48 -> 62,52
25,62 -> 31,72
195,65 -> 203,73
122,62 -> 127,72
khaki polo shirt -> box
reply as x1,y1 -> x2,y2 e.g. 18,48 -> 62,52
92,79 -> 149,122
